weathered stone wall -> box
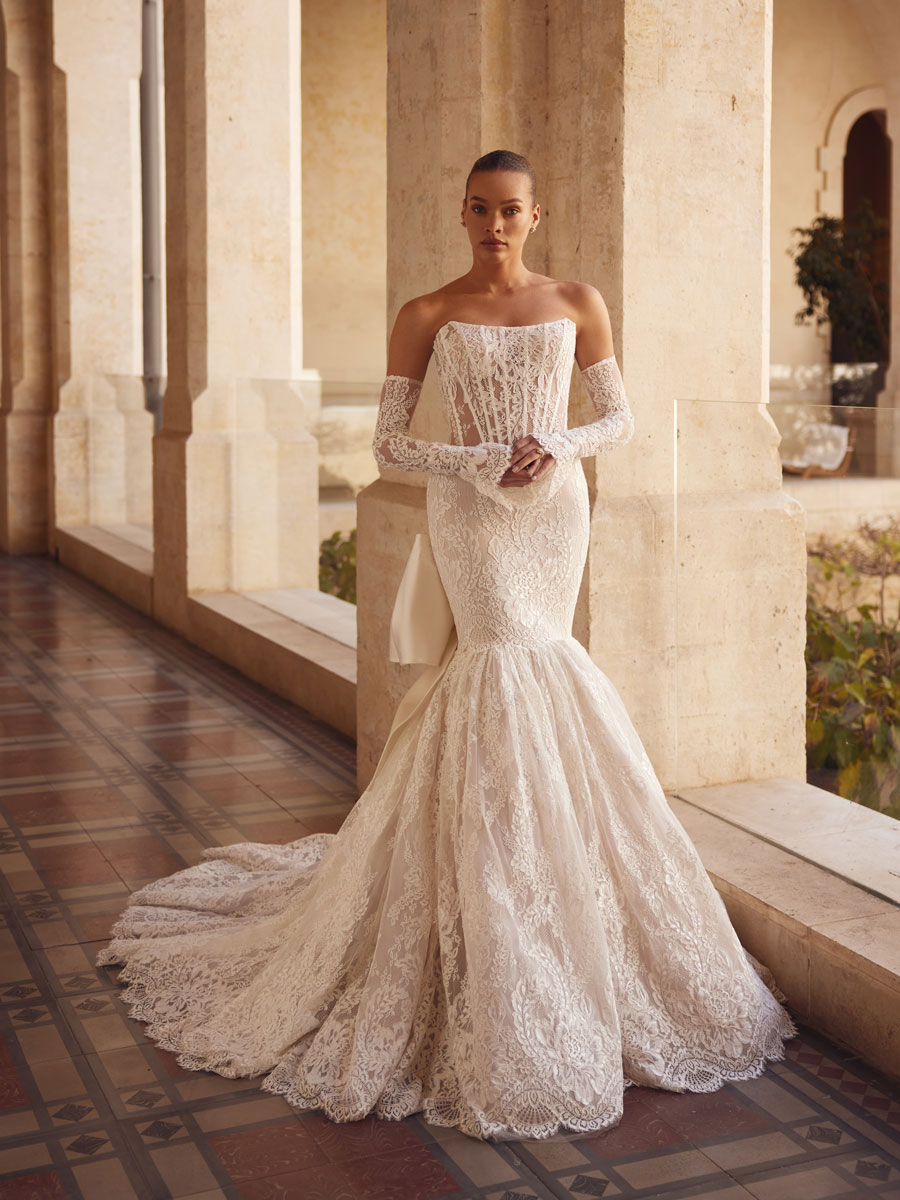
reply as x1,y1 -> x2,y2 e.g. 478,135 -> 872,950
358,0 -> 808,791
301,0 -> 386,400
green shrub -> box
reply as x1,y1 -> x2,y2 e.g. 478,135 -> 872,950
319,528 -> 357,605
806,519 -> 900,819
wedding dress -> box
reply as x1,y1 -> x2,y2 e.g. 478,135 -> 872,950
98,316 -> 799,1143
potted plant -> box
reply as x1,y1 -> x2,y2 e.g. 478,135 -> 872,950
789,195 -> 890,409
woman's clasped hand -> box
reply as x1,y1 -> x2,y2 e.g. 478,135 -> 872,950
499,434 -> 556,487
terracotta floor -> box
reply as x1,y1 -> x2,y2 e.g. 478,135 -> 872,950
2,555 -> 900,1200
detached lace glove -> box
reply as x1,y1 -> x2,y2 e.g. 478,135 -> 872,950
373,375 -> 511,486
532,355 -> 634,465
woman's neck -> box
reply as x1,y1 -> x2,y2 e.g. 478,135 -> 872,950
463,259 -> 534,295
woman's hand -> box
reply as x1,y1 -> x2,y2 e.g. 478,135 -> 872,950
499,435 -> 556,487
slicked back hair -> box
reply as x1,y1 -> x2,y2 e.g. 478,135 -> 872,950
465,150 -> 537,203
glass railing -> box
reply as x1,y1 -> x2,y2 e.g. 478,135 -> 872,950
313,377 -> 379,546
674,395 -> 900,822
49,370 -> 381,599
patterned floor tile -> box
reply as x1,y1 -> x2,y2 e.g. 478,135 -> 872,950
1,556 -> 899,1200
0,1171 -> 71,1198
230,1143 -> 468,1199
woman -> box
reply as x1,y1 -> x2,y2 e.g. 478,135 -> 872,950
99,150 -> 798,1143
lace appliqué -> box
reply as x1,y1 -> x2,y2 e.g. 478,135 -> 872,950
533,356 -> 634,465
373,375 -> 511,488
97,320 -> 797,1145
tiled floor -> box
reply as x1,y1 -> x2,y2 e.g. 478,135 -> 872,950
1,555 -> 900,1200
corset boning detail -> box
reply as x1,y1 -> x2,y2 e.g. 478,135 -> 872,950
428,320 -> 587,652
432,319 -> 577,446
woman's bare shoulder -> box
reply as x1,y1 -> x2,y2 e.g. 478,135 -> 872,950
387,289 -> 457,379
552,279 -> 609,320
394,286 -> 461,338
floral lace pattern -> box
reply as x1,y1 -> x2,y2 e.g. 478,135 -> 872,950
373,375 -> 511,488
533,355 -> 634,464
98,318 -> 798,1143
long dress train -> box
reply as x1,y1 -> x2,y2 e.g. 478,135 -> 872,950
97,317 -> 798,1142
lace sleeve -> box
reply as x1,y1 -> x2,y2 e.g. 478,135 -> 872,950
532,356 -> 634,465
373,375 -> 512,486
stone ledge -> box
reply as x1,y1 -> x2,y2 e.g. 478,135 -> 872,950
670,797 -> 900,1080
782,475 -> 900,537
55,525 -> 153,616
189,592 -> 356,739
52,524 -> 356,739
674,778 -> 900,906
242,586 -> 356,649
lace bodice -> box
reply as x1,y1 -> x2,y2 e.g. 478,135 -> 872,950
372,318 -> 634,488
98,315 -> 796,1144
435,318 -> 576,445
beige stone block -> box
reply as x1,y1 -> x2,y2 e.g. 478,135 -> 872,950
302,0 -> 385,384
356,478 -> 429,786
245,587 -> 356,648
719,883 -> 812,1020
783,477 -> 900,539
676,778 -> 900,902
316,400 -> 380,492
675,711 -> 806,789
1,411 -> 52,552
671,799 -> 895,931
808,944 -> 900,1078
189,593 -> 356,738
810,911 -> 900,992
55,526 -> 153,616
678,401 -> 785,497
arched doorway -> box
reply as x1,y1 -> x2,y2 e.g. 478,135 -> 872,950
832,108 -> 892,367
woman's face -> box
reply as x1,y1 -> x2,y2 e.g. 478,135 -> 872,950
461,170 -> 538,261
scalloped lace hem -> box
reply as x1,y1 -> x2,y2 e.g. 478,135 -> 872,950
98,947 -> 800,1143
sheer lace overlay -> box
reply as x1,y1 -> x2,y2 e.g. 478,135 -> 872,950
373,374 -> 511,488
98,317 -> 798,1143
533,354 -> 634,465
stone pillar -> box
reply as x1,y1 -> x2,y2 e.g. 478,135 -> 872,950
0,0 -> 54,554
358,0 -> 807,790
50,0 -> 152,534
548,0 -> 807,787
357,0 -> 552,784
155,0 -> 319,631
301,0 -> 386,401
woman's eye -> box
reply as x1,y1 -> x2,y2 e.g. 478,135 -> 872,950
505,208 -> 520,216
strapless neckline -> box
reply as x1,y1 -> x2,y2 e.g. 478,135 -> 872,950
434,316 -> 575,341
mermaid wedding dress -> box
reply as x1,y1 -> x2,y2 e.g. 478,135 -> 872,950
98,317 -> 798,1142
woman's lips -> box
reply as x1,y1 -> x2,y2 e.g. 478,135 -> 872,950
481,240 -> 505,248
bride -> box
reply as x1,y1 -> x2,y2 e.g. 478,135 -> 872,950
98,149 -> 798,1143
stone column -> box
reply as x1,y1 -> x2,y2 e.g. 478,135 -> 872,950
0,0 -> 54,554
356,0 -> 552,784
301,0 -> 386,400
50,0 -> 152,535
155,0 -> 319,632
358,0 -> 807,790
545,0 -> 808,788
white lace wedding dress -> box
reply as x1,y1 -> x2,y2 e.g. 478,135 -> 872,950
98,317 -> 798,1142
